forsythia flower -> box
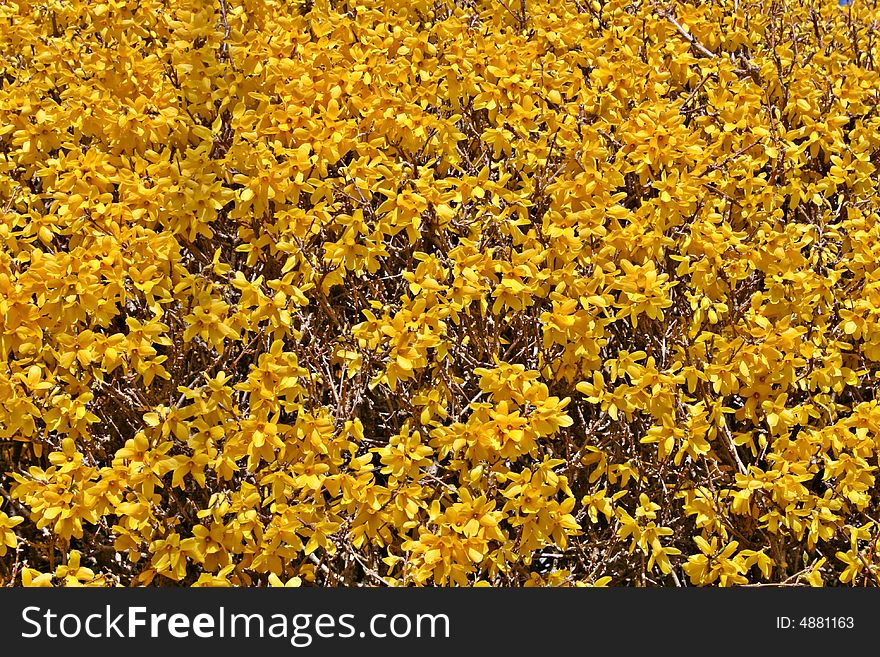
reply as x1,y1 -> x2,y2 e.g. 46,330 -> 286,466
0,0 -> 879,589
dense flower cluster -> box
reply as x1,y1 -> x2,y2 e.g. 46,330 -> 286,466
1,0 -> 880,587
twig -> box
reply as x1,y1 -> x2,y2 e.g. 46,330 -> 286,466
307,552 -> 333,582
344,543 -> 392,586
659,9 -> 718,59
719,416 -> 748,475
680,72 -> 714,111
706,141 -> 762,173
0,484 -> 29,518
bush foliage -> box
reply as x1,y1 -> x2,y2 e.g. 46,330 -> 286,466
2,0 -> 880,586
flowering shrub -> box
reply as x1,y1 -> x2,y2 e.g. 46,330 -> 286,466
1,0 -> 880,587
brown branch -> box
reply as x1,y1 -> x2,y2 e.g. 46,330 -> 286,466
659,9 -> 718,60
